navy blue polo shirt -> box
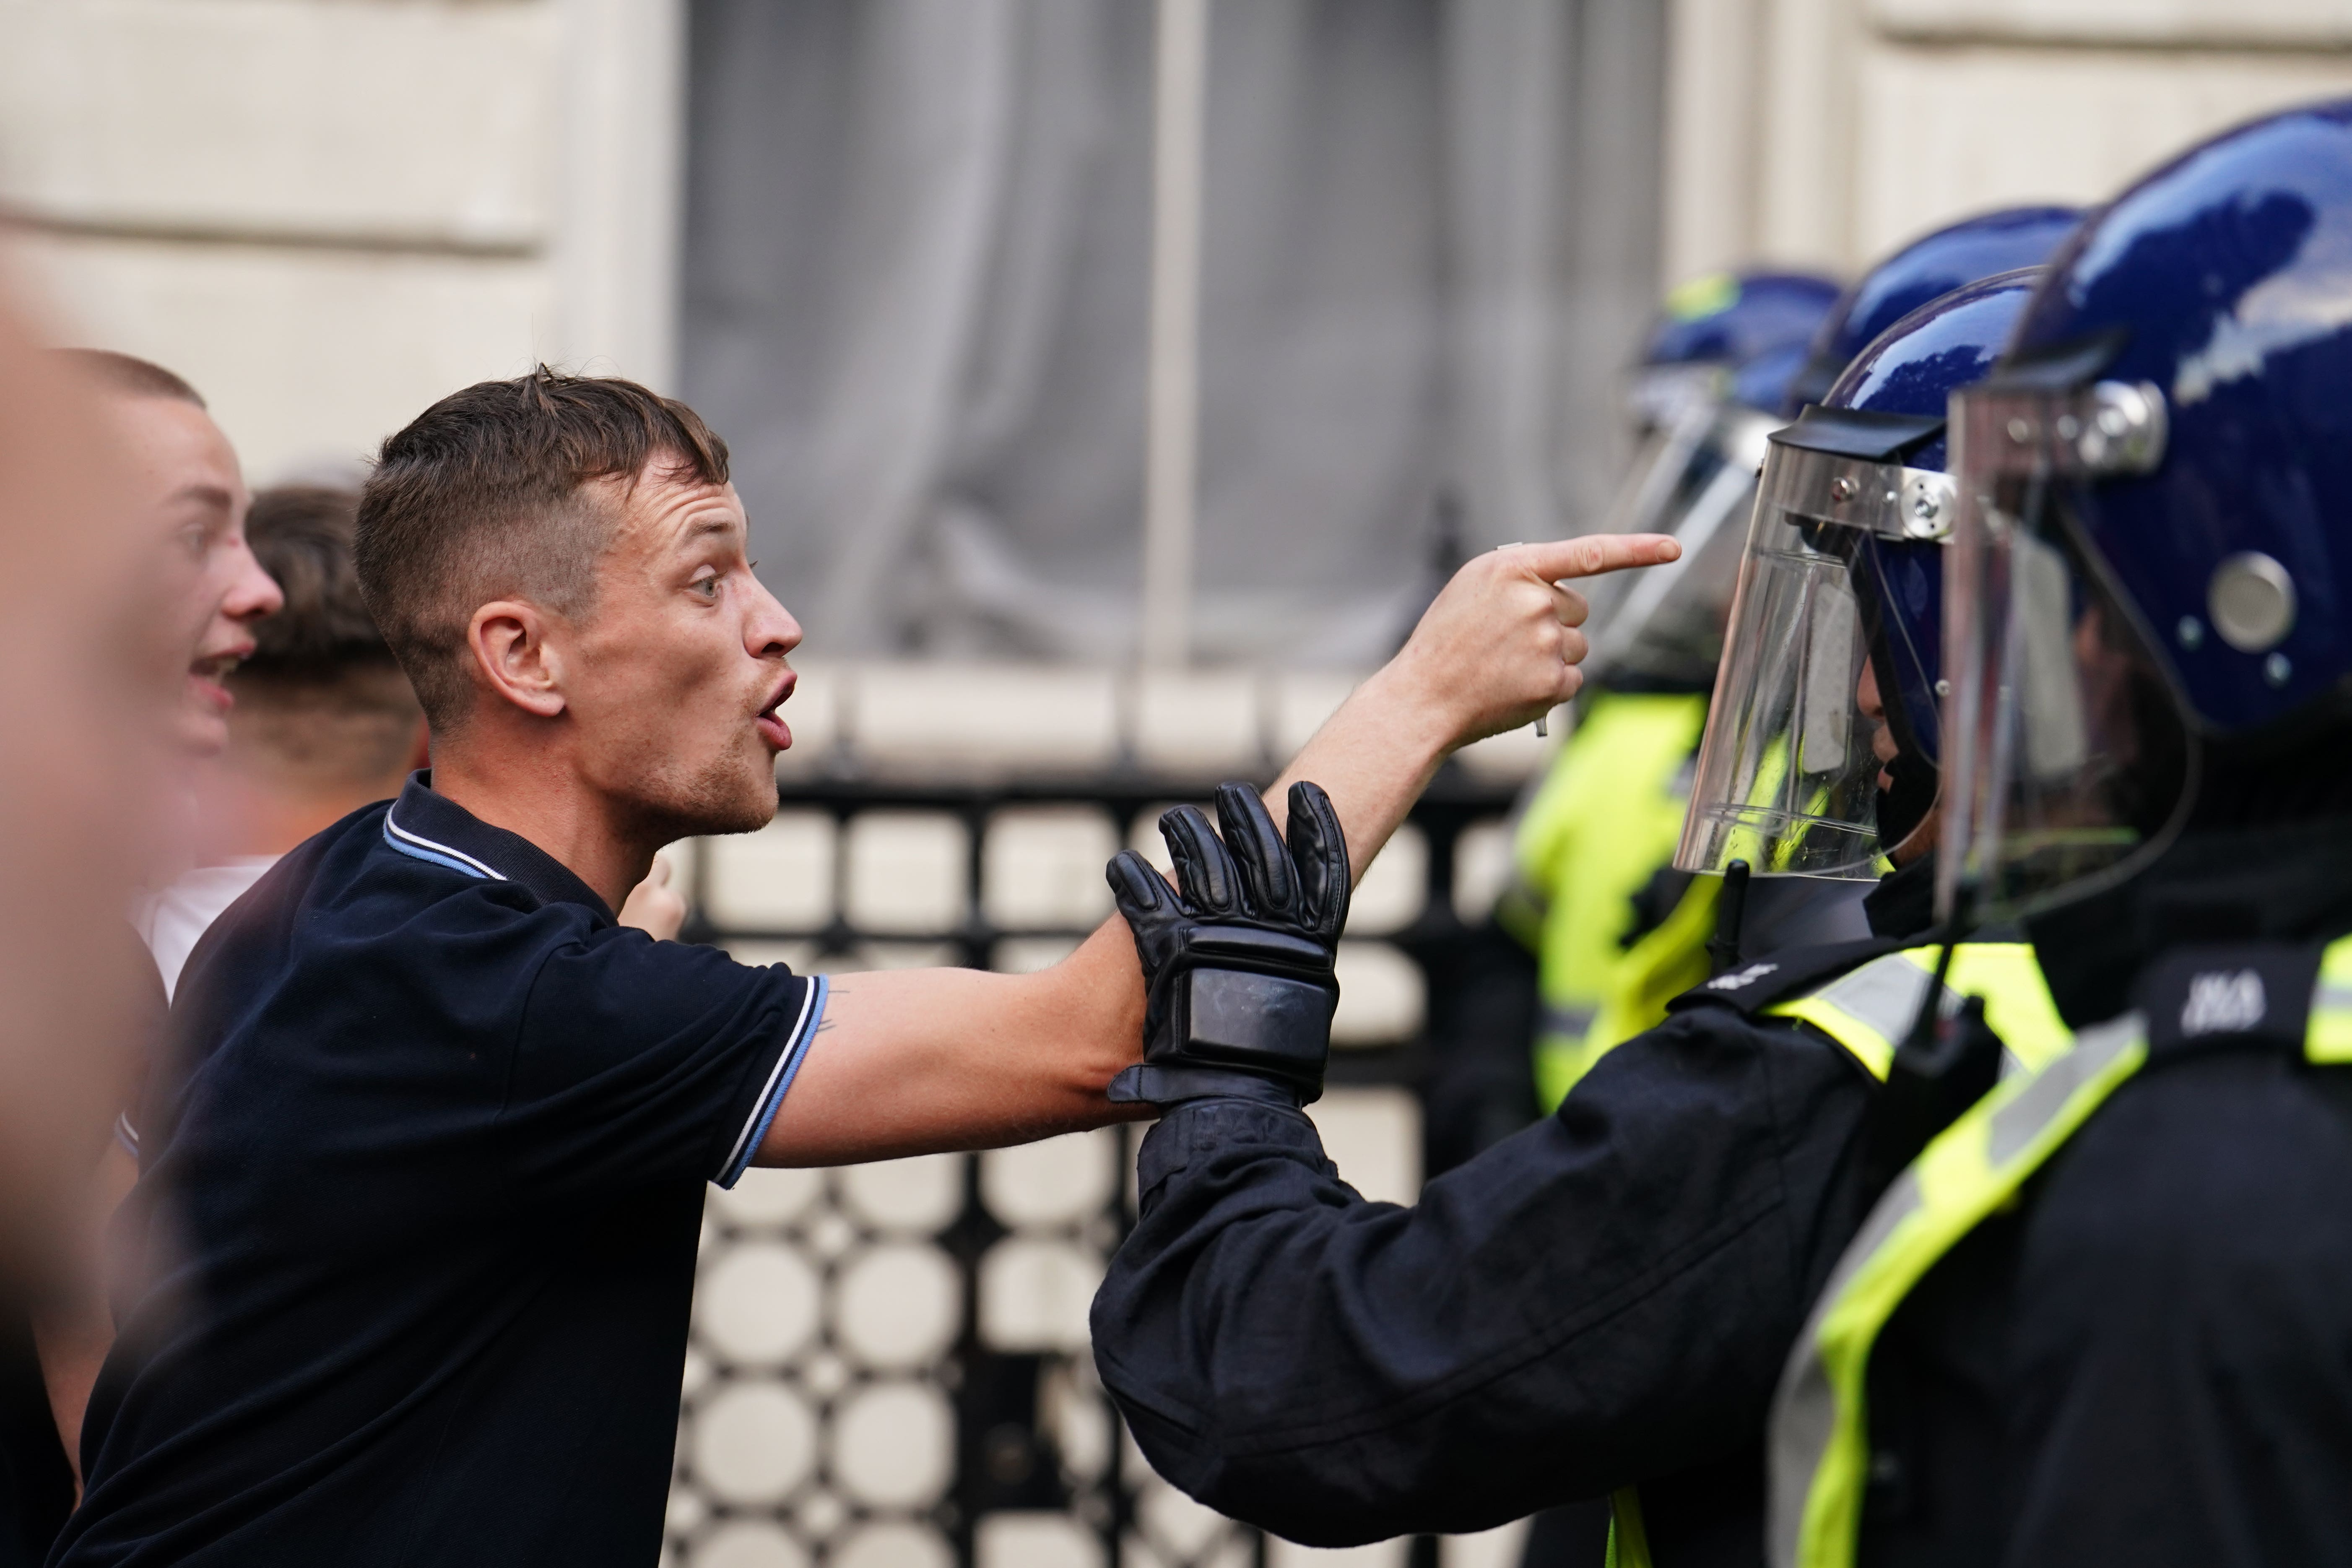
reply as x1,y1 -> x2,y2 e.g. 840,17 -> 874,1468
56,775 -> 826,1568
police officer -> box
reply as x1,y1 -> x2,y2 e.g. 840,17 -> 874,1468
1517,213 -> 2082,1118
1091,272 -> 2073,1568
1431,271 -> 1839,1178
1768,97 -> 2352,1568
1510,269 -> 1841,1114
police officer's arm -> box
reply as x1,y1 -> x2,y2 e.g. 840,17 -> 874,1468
1088,1010 -> 1879,1546
756,536 -> 1679,1167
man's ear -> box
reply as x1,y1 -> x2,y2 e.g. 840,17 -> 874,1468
468,599 -> 568,720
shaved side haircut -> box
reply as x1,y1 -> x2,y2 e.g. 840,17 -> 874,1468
57,348 -> 205,407
231,486 -> 424,791
354,367 -> 730,731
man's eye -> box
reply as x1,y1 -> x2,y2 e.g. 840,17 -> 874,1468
691,574 -> 720,599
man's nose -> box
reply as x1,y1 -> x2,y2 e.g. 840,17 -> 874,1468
226,549 -> 283,621
746,578 -> 802,658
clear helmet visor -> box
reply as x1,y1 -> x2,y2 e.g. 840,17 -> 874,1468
1675,425 -> 1958,881
1581,405 -> 1779,689
1936,379 -> 2189,921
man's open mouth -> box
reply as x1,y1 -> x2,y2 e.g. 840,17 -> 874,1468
753,674 -> 795,751
187,648 -> 249,710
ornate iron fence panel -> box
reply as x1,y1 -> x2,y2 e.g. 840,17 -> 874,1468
662,767 -> 1519,1568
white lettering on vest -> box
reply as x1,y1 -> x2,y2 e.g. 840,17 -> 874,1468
2180,969 -> 2266,1036
1707,962 -> 1780,992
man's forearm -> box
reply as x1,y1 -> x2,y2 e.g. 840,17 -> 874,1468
759,534 -> 1682,1165
764,668 -> 1454,1167
758,922 -> 1147,1165
1265,663 -> 1455,880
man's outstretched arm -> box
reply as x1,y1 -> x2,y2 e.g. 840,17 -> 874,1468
757,534 -> 1679,1166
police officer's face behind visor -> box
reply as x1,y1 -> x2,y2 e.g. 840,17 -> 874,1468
1853,656 -> 1941,869
554,469 -> 803,837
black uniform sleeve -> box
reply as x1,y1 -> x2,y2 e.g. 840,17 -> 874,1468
1089,1007 -> 1878,1546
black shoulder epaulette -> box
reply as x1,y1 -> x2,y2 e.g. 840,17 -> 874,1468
1666,936 -> 1905,1017
2135,939 -> 2321,1058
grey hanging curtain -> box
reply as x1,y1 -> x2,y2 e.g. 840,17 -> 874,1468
682,0 -> 1663,664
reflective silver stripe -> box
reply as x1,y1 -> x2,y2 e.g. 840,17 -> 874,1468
1538,1002 -> 1597,1042
1806,952 -> 1950,1044
1767,1165 -> 1926,1568
2313,983 -> 2352,1013
1767,1008 -> 2148,1568
1986,1012 -> 2139,1165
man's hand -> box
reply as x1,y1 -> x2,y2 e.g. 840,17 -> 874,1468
754,537 -> 1676,1163
1266,533 -> 1679,879
1384,534 -> 1681,752
619,856 -> 686,941
1107,782 -> 1350,1109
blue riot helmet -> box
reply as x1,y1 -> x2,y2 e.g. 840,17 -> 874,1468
1674,269 -> 2042,881
1630,268 -> 1845,432
1939,100 -> 2352,920
1637,271 -> 1835,413
1585,279 -> 1841,687
1783,205 -> 2083,415
1584,341 -> 1807,688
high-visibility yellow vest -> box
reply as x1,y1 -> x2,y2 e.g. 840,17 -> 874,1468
1507,690 -> 1711,1113
1763,942 -> 2072,1081
1606,937 -> 2069,1568
1765,935 -> 2352,1568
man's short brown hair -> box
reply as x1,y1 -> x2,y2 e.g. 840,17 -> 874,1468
232,486 -> 424,790
354,367 -> 730,731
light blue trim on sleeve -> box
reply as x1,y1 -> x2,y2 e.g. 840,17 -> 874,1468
715,974 -> 828,1189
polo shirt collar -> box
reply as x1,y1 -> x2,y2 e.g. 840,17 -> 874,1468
382,772 -> 615,922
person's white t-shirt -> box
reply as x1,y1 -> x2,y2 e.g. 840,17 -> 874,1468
134,857 -> 278,1001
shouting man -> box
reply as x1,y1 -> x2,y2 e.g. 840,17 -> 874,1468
56,370 -> 1673,1566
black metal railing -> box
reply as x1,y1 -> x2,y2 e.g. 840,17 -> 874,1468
665,761 -> 1520,1568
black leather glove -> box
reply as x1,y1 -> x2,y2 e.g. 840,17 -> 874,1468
1105,780 -> 1350,1108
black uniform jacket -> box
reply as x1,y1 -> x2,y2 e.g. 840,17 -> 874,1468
1091,983 -> 1884,1558
1859,827 -> 2352,1568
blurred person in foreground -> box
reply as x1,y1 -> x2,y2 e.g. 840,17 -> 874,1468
6,354 -> 282,1564
0,306 -> 179,1560
0,325 -> 181,1285
52,368 -> 1676,1568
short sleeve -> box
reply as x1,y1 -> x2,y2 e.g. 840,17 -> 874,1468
502,923 -> 826,1196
